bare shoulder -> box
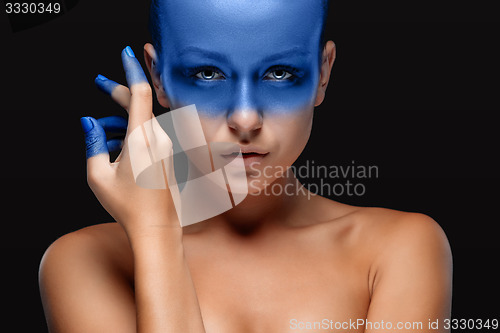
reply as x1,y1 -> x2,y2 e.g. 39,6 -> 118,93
40,222 -> 134,286
316,198 -> 452,269
351,206 -> 451,254
318,201 -> 453,315
346,206 -> 452,301
341,207 -> 454,320
318,196 -> 450,252
40,222 -> 132,276
39,223 -> 136,332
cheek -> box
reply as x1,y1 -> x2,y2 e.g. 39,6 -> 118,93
197,116 -> 226,144
256,76 -> 319,116
246,114 -> 312,192
270,109 -> 313,159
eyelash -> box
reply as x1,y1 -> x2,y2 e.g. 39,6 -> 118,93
186,66 -> 225,81
186,65 -> 301,82
264,66 -> 300,81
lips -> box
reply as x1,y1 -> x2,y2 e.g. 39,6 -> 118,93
220,145 -> 269,156
225,151 -> 268,157
241,152 -> 267,157
220,145 -> 269,166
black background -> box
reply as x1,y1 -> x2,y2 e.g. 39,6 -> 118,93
1,0 -> 498,331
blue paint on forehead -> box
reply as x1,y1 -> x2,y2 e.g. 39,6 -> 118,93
153,0 -> 325,116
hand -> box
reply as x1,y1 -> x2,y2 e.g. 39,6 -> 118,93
81,46 -> 179,239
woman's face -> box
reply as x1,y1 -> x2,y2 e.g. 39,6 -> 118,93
156,0 -> 327,193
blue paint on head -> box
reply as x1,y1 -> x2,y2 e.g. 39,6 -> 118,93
149,0 -> 327,117
121,46 -> 149,86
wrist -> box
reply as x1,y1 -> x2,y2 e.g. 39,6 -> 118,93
124,222 -> 184,251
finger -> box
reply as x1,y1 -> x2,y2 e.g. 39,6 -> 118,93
80,116 -> 111,171
95,75 -> 131,112
96,116 -> 127,162
94,74 -> 119,95
121,46 -> 153,132
106,138 -> 124,153
97,115 -> 128,133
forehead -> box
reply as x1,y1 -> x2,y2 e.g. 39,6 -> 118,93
157,0 -> 324,63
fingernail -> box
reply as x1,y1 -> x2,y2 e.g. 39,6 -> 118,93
125,46 -> 135,58
80,117 -> 94,134
96,74 -> 108,81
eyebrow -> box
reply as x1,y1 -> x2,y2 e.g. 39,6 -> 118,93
178,46 -> 310,64
261,47 -> 311,63
178,46 -> 230,63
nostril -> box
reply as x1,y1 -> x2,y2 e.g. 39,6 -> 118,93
227,108 -> 263,133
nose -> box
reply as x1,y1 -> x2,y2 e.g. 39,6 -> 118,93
226,80 -> 263,138
227,108 -> 262,134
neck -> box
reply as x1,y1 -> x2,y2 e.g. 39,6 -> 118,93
192,173 -> 313,235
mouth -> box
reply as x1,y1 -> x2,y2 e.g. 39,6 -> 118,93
224,152 -> 268,158
220,146 -> 269,166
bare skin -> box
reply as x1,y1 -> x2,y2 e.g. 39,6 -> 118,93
39,188 -> 452,333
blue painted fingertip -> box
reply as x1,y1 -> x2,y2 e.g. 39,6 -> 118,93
80,117 -> 94,133
95,74 -> 119,95
125,46 -> 135,57
81,117 -> 109,158
121,47 -> 148,86
96,74 -> 108,81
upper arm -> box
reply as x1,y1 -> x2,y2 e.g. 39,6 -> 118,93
39,230 -> 137,333
366,213 -> 453,333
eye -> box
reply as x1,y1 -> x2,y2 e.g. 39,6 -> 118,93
195,68 -> 224,81
264,68 -> 294,81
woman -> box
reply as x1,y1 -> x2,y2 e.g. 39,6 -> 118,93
39,0 -> 452,332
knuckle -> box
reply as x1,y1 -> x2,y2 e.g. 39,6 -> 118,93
133,83 -> 152,98
86,170 -> 102,188
86,166 -> 110,189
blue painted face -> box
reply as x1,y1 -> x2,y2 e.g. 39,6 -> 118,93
156,0 -> 325,117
